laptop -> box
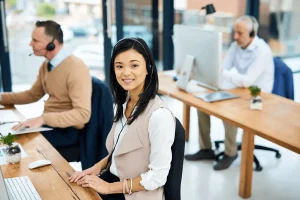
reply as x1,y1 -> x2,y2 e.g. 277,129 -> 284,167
194,91 -> 239,103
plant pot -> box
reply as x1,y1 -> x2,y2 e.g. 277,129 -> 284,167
5,143 -> 21,164
250,96 -> 262,110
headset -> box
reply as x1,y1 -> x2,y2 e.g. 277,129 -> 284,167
113,37 -> 153,78
29,23 -> 61,56
46,24 -> 61,51
103,38 -> 154,168
249,16 -> 256,38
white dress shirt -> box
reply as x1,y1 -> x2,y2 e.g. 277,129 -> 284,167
48,47 -> 71,69
0,47 -> 70,103
109,100 -> 175,191
222,36 -> 274,92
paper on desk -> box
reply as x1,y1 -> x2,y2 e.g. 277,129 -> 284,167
0,110 -> 20,123
0,122 -> 53,136
0,143 -> 28,165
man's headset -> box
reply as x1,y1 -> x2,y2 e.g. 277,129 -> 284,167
249,16 -> 256,38
29,24 -> 61,56
46,24 -> 61,51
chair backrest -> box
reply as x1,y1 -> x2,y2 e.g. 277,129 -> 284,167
80,77 -> 114,170
272,57 -> 294,100
164,117 -> 185,200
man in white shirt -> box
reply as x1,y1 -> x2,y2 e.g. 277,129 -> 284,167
185,15 -> 274,170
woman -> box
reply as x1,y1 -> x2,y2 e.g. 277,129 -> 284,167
69,37 -> 175,200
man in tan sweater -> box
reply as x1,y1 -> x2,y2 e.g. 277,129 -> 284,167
0,20 -> 92,157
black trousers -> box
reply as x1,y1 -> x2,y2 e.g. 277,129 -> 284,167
41,126 -> 81,161
41,126 -> 80,148
99,170 -> 125,200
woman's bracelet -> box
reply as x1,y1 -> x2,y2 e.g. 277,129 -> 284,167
122,178 -> 133,195
129,178 -> 133,195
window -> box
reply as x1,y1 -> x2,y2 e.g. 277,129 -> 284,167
125,3 -> 137,20
141,6 -> 151,22
259,0 -> 300,57
177,0 -> 246,48
5,0 -> 105,88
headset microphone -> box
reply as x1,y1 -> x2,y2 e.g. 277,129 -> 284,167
28,46 -> 47,56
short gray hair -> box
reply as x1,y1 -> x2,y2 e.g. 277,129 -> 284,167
235,15 -> 259,35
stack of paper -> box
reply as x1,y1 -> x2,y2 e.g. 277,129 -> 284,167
0,110 -> 19,123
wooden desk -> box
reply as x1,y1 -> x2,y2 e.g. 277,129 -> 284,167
0,108 -> 101,200
158,72 -> 300,198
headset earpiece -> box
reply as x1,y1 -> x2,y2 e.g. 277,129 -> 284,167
147,64 -> 153,73
249,16 -> 255,38
46,24 -> 61,51
46,42 -> 55,51
249,29 -> 255,38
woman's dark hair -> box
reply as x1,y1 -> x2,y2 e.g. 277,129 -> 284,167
109,37 -> 158,124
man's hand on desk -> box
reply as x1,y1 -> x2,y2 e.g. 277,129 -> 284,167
12,116 -> 44,131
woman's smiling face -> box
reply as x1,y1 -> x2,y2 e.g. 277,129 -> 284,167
114,49 -> 148,94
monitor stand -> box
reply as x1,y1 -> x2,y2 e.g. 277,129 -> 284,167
177,55 -> 194,91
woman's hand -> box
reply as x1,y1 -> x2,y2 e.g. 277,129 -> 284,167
77,175 -> 111,195
69,164 -> 102,183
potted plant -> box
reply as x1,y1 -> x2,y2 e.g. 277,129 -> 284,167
249,85 -> 262,110
0,133 -> 21,164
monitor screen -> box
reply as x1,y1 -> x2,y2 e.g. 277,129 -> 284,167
173,25 -> 223,90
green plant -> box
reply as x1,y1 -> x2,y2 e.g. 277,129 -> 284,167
248,85 -> 261,97
0,133 -> 17,147
36,3 -> 56,18
6,0 -> 17,8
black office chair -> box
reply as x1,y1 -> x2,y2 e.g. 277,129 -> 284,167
57,77 -> 114,170
214,141 -> 281,171
164,118 -> 185,200
214,58 -> 294,171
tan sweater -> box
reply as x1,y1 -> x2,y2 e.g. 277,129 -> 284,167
1,56 -> 92,129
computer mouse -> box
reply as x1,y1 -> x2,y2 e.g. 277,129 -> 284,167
28,159 -> 52,169
173,76 -> 178,81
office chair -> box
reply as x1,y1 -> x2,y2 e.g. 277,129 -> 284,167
164,118 -> 185,200
214,57 -> 294,171
57,77 -> 114,170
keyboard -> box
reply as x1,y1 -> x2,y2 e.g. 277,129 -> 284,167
4,176 -> 41,200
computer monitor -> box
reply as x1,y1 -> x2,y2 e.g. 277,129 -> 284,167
173,24 -> 223,91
